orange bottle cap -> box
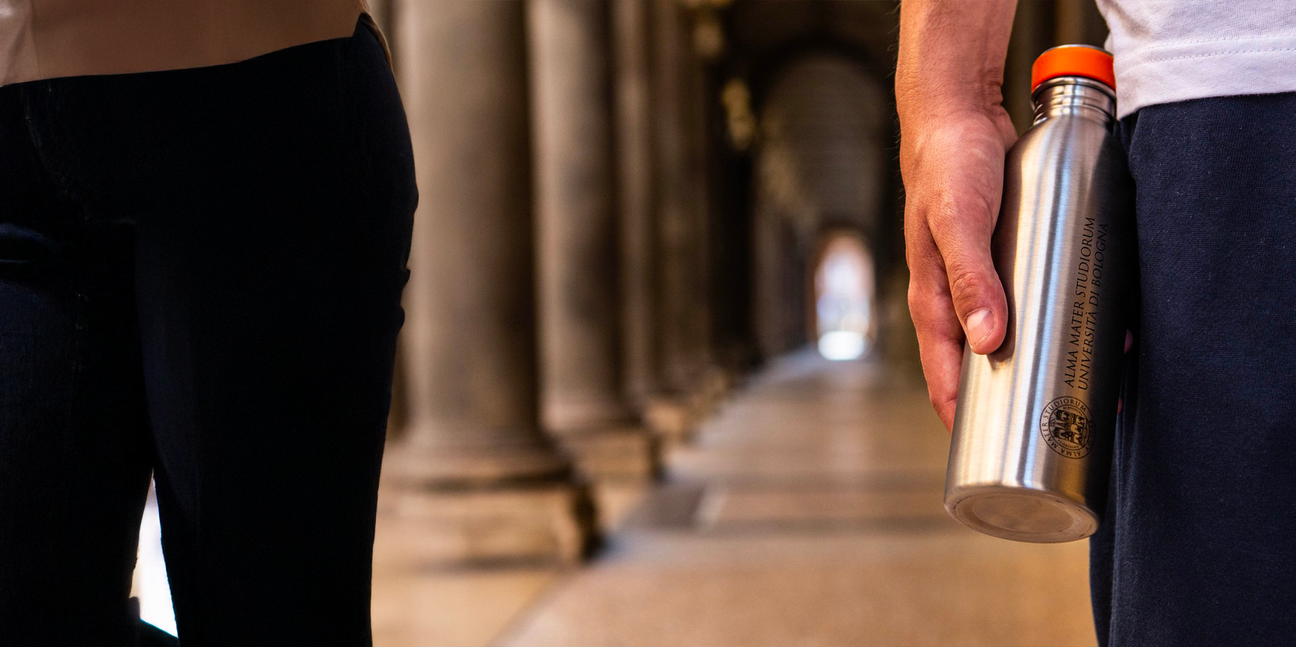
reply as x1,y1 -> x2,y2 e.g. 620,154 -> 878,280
1031,45 -> 1115,92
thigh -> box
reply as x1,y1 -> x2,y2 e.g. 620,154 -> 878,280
0,88 -> 152,645
41,23 -> 415,645
1107,93 -> 1296,646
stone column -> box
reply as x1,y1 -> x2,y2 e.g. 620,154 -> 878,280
752,201 -> 786,362
612,0 -> 658,408
682,16 -> 731,412
639,0 -> 733,440
641,0 -> 704,442
528,0 -> 658,480
1055,0 -> 1109,48
388,0 -> 594,564
364,0 -> 391,34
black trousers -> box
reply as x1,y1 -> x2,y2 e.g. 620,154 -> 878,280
0,20 -> 415,646
1089,92 -> 1296,645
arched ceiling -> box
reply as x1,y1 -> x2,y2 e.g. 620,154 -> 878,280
756,54 -> 887,240
722,0 -> 899,95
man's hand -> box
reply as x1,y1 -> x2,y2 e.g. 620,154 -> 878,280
901,110 -> 1016,429
897,0 -> 1018,430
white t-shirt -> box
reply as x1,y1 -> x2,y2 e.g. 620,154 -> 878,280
1097,0 -> 1296,117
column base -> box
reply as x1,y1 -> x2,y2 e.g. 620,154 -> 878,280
380,440 -> 598,565
384,433 -> 571,487
689,364 -> 734,415
643,394 -> 697,443
380,480 -> 598,566
556,426 -> 661,481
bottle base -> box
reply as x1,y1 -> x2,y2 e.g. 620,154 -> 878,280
945,485 -> 1099,543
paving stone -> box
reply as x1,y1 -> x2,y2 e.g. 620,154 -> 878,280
372,352 -> 1098,646
498,353 -> 1098,647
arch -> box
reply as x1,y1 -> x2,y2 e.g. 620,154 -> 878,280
748,51 -> 890,359
811,228 -> 876,361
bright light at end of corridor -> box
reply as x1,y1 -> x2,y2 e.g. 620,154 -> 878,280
818,331 -> 866,361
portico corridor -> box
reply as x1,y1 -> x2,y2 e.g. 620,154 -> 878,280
371,352 -> 1096,647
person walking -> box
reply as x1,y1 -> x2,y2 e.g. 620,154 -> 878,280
0,1 -> 415,644
898,1 -> 1296,644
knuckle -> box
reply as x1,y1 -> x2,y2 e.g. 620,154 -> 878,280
927,194 -> 959,227
947,268 -> 989,308
906,280 -> 924,310
933,187 -> 989,225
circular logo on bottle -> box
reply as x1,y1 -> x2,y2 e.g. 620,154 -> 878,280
1040,396 -> 1094,459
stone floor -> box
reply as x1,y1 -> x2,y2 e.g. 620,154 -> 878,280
370,351 -> 1098,647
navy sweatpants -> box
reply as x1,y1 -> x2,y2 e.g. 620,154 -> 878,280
1090,92 -> 1296,645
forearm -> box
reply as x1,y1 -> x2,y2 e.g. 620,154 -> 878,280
897,1 -> 1021,429
896,0 -> 1017,128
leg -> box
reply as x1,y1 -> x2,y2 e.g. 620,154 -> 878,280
40,23 -> 415,645
1106,93 -> 1296,645
0,88 -> 152,645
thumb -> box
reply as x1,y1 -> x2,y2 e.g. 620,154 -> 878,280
940,249 -> 1008,356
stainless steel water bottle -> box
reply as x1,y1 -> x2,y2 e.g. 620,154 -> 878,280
944,45 -> 1134,543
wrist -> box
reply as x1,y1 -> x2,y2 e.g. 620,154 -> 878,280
898,103 -> 1015,181
897,74 -> 1007,132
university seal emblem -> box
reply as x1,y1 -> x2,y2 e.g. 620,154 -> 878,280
1040,396 -> 1093,459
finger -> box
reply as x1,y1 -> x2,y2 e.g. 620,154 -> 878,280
928,191 -> 1009,356
908,264 -> 964,432
925,336 -> 962,432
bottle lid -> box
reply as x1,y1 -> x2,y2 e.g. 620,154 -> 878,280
1031,45 -> 1115,92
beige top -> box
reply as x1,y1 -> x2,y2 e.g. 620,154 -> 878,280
0,0 -> 369,86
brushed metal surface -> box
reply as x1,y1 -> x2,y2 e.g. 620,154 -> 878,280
945,76 -> 1134,543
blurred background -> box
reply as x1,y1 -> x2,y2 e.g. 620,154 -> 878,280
131,1 -> 1111,644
